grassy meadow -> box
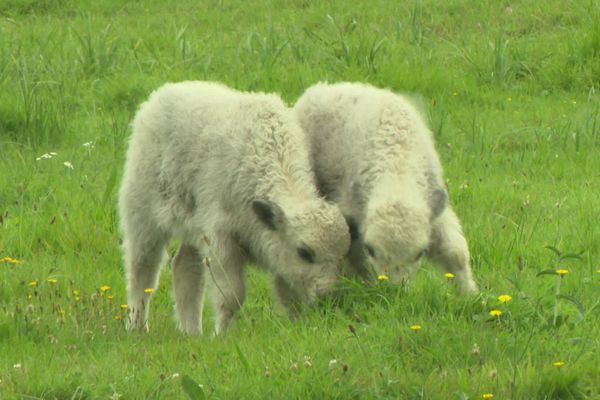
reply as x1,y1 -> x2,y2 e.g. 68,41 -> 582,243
1,0 -> 599,398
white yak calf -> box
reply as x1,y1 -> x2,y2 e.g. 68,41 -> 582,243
294,82 -> 477,293
119,81 -> 350,335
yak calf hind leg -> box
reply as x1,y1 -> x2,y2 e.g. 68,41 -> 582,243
173,244 -> 206,335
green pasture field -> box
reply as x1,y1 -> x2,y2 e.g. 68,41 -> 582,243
1,0 -> 599,398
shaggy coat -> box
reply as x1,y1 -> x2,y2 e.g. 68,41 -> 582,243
119,81 -> 350,335
294,82 -> 477,293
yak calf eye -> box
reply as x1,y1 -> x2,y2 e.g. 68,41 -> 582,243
365,244 -> 376,258
297,247 -> 315,263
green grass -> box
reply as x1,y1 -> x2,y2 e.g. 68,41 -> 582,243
1,0 -> 599,398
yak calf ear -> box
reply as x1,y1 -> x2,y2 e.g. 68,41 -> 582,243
252,199 -> 285,230
429,188 -> 448,220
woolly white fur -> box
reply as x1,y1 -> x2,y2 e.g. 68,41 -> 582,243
119,81 -> 350,335
294,82 -> 477,292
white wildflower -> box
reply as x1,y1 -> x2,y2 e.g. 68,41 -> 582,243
82,141 -> 95,148
36,152 -> 57,161
303,355 -> 312,368
63,161 -> 74,170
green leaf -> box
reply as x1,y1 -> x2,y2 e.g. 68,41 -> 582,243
557,294 -> 586,316
544,245 -> 562,258
558,252 -> 584,261
101,164 -> 118,208
506,277 -> 522,291
181,375 -> 205,400
536,269 -> 558,277
234,342 -> 251,372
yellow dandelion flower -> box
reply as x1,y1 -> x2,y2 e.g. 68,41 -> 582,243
28,280 -> 38,287
3,257 -> 23,264
100,285 -> 111,292
144,288 -> 154,293
120,304 -> 129,310
115,315 -> 122,321
410,324 -> 422,331
498,294 -> 512,303
377,274 -> 389,281
553,361 -> 565,368
107,295 -> 114,300
444,272 -> 455,279
47,278 -> 58,284
482,394 -> 494,399
59,309 -> 65,317
556,269 -> 569,276
489,309 -> 502,317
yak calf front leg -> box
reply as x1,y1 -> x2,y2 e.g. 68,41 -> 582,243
124,233 -> 169,331
429,207 -> 478,294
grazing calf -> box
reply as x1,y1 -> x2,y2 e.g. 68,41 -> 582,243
294,82 -> 477,293
119,81 -> 350,335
